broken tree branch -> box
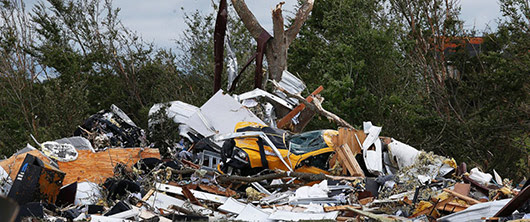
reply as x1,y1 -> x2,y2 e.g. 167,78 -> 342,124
216,170 -> 363,184
285,0 -> 315,46
271,80 -> 354,128
230,0 -> 265,39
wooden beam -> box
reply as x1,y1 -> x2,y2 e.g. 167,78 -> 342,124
443,188 -> 481,205
277,85 -> 323,128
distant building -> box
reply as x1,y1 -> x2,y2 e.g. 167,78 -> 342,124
442,37 -> 484,57
436,37 -> 484,79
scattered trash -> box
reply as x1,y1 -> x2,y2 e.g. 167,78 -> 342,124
0,75 -> 526,221
74,104 -> 147,150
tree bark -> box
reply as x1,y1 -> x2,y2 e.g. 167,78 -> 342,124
230,0 -> 315,82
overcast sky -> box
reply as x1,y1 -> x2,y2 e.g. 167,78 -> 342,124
26,0 -> 502,49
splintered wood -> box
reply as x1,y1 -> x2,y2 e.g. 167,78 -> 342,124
58,148 -> 160,184
333,128 -> 366,177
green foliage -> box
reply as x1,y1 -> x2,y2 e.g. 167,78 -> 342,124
288,0 -> 422,140
0,0 -> 527,180
175,6 -> 256,100
147,104 -> 181,158
289,0 -> 528,179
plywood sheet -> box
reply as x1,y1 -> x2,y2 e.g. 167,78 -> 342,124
0,150 -> 52,180
57,148 -> 160,184
338,127 -> 366,155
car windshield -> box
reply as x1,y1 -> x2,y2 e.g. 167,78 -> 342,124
289,130 -> 328,155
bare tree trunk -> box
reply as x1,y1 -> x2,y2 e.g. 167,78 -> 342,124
230,0 -> 314,83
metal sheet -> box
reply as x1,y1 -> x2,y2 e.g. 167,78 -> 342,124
236,88 -> 294,109
185,90 -> 265,138
438,199 -> 510,222
362,121 -> 383,175
273,70 -> 306,106
149,101 -> 198,124
110,104 -> 137,127
226,34 -> 238,90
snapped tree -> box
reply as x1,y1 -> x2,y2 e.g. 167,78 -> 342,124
230,0 -> 315,86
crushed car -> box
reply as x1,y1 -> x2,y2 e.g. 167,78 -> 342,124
215,122 -> 338,176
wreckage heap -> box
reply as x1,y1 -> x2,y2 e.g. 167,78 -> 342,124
0,71 -> 528,222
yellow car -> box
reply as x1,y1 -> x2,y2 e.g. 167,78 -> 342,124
217,122 -> 338,176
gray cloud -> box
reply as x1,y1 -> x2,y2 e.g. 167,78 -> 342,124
22,0 -> 503,48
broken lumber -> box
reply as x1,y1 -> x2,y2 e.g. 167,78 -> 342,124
335,144 -> 364,177
277,85 -> 323,128
337,127 -> 366,155
216,170 -> 363,184
272,80 -> 353,128
442,188 -> 481,205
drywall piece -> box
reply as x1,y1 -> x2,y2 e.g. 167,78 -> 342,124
185,89 -> 265,139
75,182 -> 102,205
218,197 -> 246,214
387,139 -> 420,169
268,211 -> 339,221
155,182 -> 228,204
235,204 -> 272,222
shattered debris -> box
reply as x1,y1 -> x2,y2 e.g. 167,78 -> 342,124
0,75 -> 526,222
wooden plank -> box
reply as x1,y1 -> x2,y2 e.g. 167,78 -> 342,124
341,144 -> 365,177
335,145 -> 354,176
57,148 -> 160,184
324,205 -> 361,212
277,85 -> 323,128
337,127 -> 366,156
182,186 -> 201,205
137,189 -> 155,207
443,188 -> 481,205
0,150 -> 53,180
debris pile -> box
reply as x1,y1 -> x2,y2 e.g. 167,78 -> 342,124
0,72 -> 528,222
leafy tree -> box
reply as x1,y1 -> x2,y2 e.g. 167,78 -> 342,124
175,4 -> 256,100
288,0 -> 422,140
